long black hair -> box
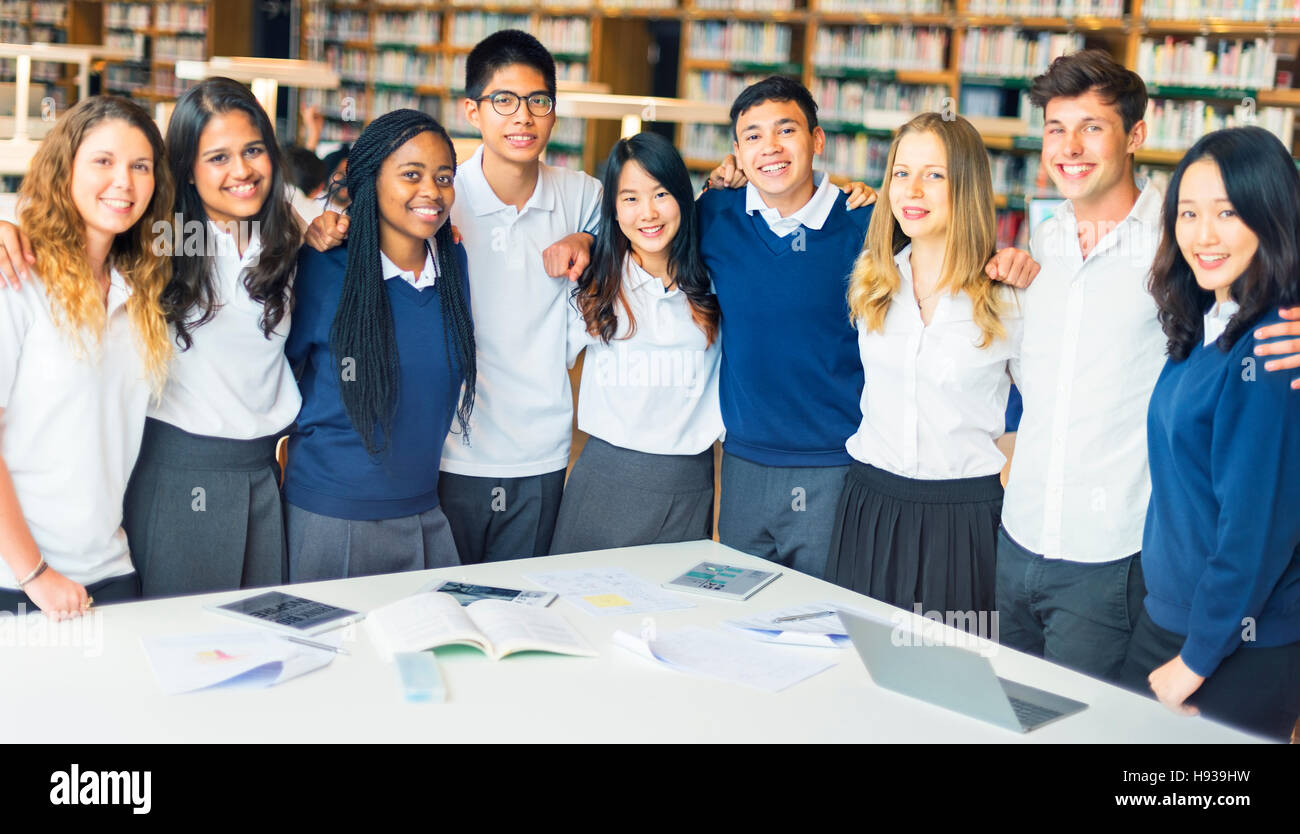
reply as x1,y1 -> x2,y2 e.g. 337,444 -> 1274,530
163,77 -> 301,349
328,108 -> 476,456
574,132 -> 718,345
1150,126 -> 1300,360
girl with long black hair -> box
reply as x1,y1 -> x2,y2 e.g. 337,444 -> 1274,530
549,132 -> 722,554
1122,127 -> 1300,741
283,109 -> 475,579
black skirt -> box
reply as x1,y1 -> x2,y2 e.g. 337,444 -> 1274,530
826,461 -> 1003,617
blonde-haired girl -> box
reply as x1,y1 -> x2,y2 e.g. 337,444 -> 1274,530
826,112 -> 1025,619
0,95 -> 172,618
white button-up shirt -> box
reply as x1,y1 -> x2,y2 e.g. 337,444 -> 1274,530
0,268 -> 148,588
567,256 -> 723,456
381,244 -> 438,290
439,145 -> 602,478
744,171 -> 838,237
149,224 -> 301,439
1203,299 -> 1239,346
1003,179 -> 1167,563
846,244 -> 1024,479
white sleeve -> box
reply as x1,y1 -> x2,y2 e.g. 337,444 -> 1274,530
0,284 -> 34,409
578,172 -> 602,237
565,290 -> 596,369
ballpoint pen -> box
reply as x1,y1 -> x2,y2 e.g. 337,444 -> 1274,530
285,635 -> 350,655
773,610 -> 837,623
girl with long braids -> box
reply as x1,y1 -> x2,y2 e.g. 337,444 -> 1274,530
0,78 -> 302,599
283,109 -> 475,579
0,96 -> 173,617
549,132 -> 722,554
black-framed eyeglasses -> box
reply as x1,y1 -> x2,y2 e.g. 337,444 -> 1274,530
475,90 -> 554,117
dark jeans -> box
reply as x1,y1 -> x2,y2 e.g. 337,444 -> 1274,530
0,571 -> 140,615
995,526 -> 1145,683
437,469 -> 565,564
1121,607 -> 1300,743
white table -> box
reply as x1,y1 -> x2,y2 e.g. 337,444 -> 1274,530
0,540 -> 1261,743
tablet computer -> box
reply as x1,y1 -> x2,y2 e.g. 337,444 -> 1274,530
205,591 -> 363,636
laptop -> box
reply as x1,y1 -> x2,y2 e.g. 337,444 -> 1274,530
839,609 -> 1087,733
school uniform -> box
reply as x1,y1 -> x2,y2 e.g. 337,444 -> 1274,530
697,173 -> 871,579
123,225 -> 300,598
549,255 -> 723,554
283,241 -> 466,580
825,244 -> 1023,617
1120,304 -> 1300,741
436,146 -> 602,563
0,268 -> 147,612
994,179 -> 1165,682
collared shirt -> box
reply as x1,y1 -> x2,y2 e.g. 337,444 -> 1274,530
1003,178 -> 1167,563
847,244 -> 1024,479
0,267 -> 147,588
744,171 -> 838,237
149,223 -> 301,440
381,244 -> 438,290
1203,299 -> 1240,346
567,256 -> 723,456
439,145 -> 602,478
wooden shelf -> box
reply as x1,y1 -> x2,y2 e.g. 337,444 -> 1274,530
1140,19 -> 1300,36
963,15 -> 1125,31
682,155 -> 721,171
815,12 -> 952,26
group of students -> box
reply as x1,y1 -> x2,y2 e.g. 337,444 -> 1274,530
0,29 -> 1297,741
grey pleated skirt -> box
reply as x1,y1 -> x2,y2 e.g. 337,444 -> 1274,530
123,418 -> 288,599
549,436 -> 714,555
825,461 -> 1003,618
285,502 -> 460,582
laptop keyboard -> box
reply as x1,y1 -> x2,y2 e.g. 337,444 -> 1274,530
1009,696 -> 1063,728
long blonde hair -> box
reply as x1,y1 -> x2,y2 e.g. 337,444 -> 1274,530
847,112 -> 1005,348
18,95 -> 173,386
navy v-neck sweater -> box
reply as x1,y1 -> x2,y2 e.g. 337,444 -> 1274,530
284,242 -> 470,521
697,186 -> 870,467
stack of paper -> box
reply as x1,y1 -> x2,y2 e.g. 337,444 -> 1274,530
523,568 -> 695,617
141,631 -> 337,695
724,601 -> 870,648
615,625 -> 837,693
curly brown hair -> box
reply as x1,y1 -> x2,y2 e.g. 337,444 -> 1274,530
18,95 -> 174,388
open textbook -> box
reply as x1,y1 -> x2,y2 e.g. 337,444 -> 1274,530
366,592 -> 598,661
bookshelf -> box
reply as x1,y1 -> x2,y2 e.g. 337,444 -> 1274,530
0,1 -> 110,112
100,1 -> 251,103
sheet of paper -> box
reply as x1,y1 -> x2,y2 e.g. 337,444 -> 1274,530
523,568 -> 695,617
141,631 -> 335,695
615,625 -> 837,693
365,592 -> 480,657
467,600 -> 598,658
723,600 -> 871,647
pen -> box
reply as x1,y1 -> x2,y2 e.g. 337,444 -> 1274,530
285,635 -> 350,655
774,610 -> 837,623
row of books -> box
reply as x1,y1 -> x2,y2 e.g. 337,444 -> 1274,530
154,2 -> 206,33
372,89 -> 443,119
817,0 -> 943,12
1141,0 -> 1300,20
105,2 -> 150,30
681,123 -> 733,161
31,1 -> 64,25
104,62 -> 149,93
811,25 -> 949,72
1143,97 -> 1295,150
373,11 -> 441,44
966,0 -> 1121,14
822,131 -> 892,184
536,16 -> 591,55
449,53 -> 589,87
695,0 -> 794,9
450,12 -> 532,46
811,78 -> 950,123
960,29 -> 1084,78
988,149 -> 1038,197
551,117 -> 586,148
1136,36 -> 1279,89
0,19 -> 24,41
154,34 -> 207,62
311,10 -> 370,42
686,21 -> 792,63
373,50 -> 439,86
685,69 -> 772,105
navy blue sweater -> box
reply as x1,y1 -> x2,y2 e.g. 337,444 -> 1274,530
1143,308 -> 1300,678
697,186 -> 870,467
283,242 -> 469,521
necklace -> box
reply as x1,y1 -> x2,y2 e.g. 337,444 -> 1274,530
914,285 -> 945,304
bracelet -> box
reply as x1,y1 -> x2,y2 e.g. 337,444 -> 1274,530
17,558 -> 47,588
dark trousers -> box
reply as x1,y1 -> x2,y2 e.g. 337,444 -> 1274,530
0,572 -> 140,615
717,452 -> 848,580
995,526 -> 1145,683
1121,607 -> 1300,742
437,469 -> 565,564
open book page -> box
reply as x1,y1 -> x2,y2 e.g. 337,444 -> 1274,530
464,599 -> 599,661
366,592 -> 486,658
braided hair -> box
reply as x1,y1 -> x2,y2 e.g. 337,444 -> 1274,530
327,109 -> 476,456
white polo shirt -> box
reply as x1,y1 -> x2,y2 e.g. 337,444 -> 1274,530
0,268 -> 149,589
847,244 -> 1024,479
440,145 -> 602,478
567,256 -> 722,456
381,244 -> 437,290
149,224 -> 301,439
1003,179 -> 1166,563
744,171 -> 838,237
